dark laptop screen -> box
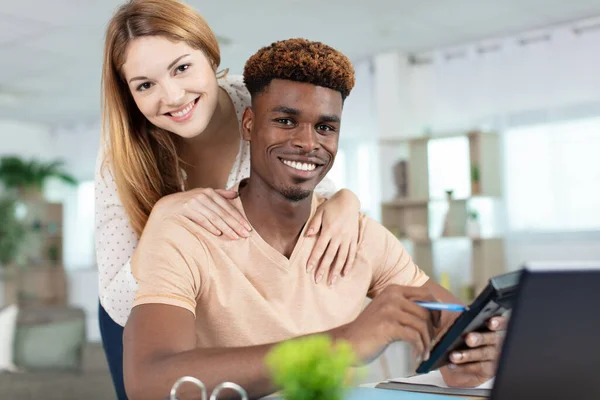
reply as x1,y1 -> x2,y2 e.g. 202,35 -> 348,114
492,268 -> 600,400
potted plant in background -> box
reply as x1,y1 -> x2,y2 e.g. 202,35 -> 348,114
48,245 -> 60,267
466,209 -> 481,239
0,156 -> 77,198
0,155 -> 77,247
266,335 -> 357,400
471,165 -> 481,196
0,156 -> 76,306
0,196 -> 26,305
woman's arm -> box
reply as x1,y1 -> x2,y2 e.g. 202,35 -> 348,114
95,145 -> 140,326
95,143 -> 253,327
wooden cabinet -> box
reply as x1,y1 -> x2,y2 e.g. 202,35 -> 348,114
15,198 -> 66,306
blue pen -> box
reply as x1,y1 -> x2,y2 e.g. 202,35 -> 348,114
415,301 -> 467,312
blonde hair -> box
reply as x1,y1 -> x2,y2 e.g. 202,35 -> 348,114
101,0 -> 221,235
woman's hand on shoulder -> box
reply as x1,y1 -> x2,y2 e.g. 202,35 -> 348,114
152,188 -> 252,239
305,189 -> 360,285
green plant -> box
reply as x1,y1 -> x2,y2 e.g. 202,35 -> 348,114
48,245 -> 60,265
468,209 -> 479,220
0,196 -> 26,266
471,165 -> 480,183
0,156 -> 77,192
266,335 -> 356,400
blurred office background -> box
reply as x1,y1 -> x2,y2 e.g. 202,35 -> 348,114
1,1 -> 599,398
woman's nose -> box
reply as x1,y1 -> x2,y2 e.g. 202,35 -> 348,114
161,81 -> 185,106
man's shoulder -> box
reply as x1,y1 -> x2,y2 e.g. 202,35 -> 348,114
143,213 -> 220,251
356,211 -> 396,252
311,193 -> 389,246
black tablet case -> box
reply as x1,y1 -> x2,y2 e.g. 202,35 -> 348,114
416,270 -> 522,374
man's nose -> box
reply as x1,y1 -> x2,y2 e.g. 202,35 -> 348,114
291,124 -> 320,152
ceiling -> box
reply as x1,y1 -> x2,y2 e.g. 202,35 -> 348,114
1,0 -> 599,126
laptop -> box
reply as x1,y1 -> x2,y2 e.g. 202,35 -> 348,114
491,265 -> 600,400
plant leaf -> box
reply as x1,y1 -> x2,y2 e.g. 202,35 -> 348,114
0,156 -> 78,190
266,335 -> 356,400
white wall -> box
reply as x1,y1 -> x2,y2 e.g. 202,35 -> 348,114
341,60 -> 377,140
505,232 -> 600,272
68,268 -> 101,341
390,17 -> 600,134
50,122 -> 100,182
331,60 -> 383,219
0,119 -> 55,159
0,119 -> 100,178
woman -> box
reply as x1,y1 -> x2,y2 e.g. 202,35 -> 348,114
96,0 -> 362,398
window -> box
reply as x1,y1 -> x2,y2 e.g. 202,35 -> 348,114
504,117 -> 600,232
330,140 -> 381,219
427,136 -> 470,200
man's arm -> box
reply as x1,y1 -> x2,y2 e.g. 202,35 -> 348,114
123,304 -> 277,400
123,287 -> 441,400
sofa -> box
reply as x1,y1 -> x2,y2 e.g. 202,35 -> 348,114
0,305 -> 115,400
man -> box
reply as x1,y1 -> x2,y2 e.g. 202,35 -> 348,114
124,39 -> 505,400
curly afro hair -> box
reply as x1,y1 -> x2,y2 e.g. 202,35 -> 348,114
243,38 -> 355,101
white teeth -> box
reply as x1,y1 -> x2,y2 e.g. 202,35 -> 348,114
281,159 -> 316,171
170,101 -> 194,117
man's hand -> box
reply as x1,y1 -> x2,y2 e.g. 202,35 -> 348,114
440,315 -> 508,388
337,285 -> 441,364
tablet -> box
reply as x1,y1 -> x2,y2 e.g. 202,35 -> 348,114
415,270 -> 522,374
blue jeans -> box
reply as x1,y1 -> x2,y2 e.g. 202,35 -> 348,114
99,301 -> 128,400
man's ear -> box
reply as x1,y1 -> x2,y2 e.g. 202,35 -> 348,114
241,107 -> 254,141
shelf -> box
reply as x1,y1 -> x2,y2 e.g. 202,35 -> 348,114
434,195 -> 501,202
378,130 -> 482,145
382,195 -> 503,207
397,237 -> 432,244
396,236 -> 503,243
379,130 -> 506,299
382,198 -> 429,207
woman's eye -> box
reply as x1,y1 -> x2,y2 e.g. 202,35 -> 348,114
136,82 -> 153,92
175,64 -> 190,74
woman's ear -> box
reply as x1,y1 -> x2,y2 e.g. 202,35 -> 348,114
241,107 -> 253,141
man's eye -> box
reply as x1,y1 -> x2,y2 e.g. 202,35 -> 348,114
136,82 -> 153,92
276,118 -> 294,126
317,124 -> 335,132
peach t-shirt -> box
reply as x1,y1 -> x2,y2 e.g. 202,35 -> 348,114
131,189 -> 429,348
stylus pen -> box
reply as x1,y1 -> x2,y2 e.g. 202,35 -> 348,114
415,301 -> 467,312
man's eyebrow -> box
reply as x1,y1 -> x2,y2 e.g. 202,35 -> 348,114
270,106 -> 300,115
320,114 -> 341,124
270,107 -> 340,123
